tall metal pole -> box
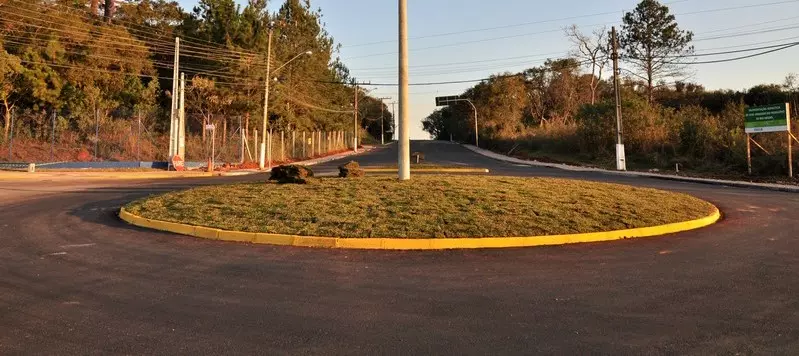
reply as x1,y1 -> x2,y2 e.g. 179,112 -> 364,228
463,100 -> 478,148
260,25 -> 274,170
398,0 -> 411,180
169,37 -> 179,158
611,26 -> 626,171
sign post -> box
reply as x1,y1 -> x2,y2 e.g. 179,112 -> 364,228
744,103 -> 792,177
435,95 -> 479,147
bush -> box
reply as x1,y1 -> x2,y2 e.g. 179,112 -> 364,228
270,164 -> 314,184
338,161 -> 365,178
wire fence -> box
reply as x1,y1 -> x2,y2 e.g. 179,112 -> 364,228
1,109 -> 357,165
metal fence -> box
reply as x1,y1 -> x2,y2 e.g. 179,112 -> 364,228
2,109 -> 356,166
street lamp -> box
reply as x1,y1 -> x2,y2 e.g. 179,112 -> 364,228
260,24 -> 313,170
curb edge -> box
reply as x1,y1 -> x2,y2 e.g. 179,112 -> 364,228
119,206 -> 721,250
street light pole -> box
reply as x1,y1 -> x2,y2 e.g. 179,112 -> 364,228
260,25 -> 273,170
398,0 -> 410,180
611,26 -> 626,171
259,24 -> 312,170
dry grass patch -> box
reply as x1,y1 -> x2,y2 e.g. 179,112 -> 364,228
125,175 -> 716,238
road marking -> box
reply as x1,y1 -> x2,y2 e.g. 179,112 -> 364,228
59,243 -> 96,249
46,252 -> 67,256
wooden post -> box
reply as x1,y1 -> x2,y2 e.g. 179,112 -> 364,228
239,117 -> 244,164
280,130 -> 284,162
747,133 -> 752,175
789,130 -> 794,178
302,131 -> 306,158
254,129 -> 259,163
291,131 -> 296,159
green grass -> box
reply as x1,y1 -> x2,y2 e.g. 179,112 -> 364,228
125,175 -> 716,239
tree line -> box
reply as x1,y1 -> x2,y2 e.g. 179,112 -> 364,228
423,0 -> 799,176
0,0 -> 393,161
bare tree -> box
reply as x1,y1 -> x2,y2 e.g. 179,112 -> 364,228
564,25 -> 608,105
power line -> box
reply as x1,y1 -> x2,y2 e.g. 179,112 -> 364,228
343,1 -> 799,60
670,42 -> 799,64
343,0 -> 696,48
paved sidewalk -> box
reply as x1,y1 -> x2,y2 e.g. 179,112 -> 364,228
463,144 -> 799,193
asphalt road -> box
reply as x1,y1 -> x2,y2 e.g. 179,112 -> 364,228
2,141 -> 798,355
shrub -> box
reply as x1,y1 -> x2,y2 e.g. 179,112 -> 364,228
270,164 -> 314,184
338,161 -> 365,178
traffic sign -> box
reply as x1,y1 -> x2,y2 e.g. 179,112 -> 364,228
205,124 -> 216,131
171,155 -> 185,171
435,95 -> 461,106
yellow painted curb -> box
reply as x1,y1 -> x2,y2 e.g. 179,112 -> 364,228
363,168 -> 490,174
119,206 -> 721,250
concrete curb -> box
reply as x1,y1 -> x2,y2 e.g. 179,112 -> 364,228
462,144 -> 799,193
119,206 -> 721,250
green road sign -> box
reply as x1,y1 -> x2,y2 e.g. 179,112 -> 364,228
435,95 -> 461,106
745,103 -> 790,133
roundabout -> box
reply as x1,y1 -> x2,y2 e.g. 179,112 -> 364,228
1,141 -> 797,354
121,175 -> 720,249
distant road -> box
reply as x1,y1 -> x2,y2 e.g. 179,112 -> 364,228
1,141 -> 797,354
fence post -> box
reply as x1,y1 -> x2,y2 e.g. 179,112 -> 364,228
268,130 -> 273,168
291,130 -> 296,159
136,111 -> 142,161
239,116 -> 244,164
94,107 -> 100,161
7,108 -> 14,161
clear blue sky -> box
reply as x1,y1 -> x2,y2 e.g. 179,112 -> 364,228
178,0 -> 799,139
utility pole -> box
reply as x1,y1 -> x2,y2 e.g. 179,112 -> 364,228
353,84 -> 359,152
611,26 -> 626,171
398,0 -> 411,180
260,24 -> 274,170
169,37 -> 179,159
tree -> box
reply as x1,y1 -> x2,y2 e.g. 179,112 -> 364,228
620,0 -> 693,103
0,44 -> 22,141
565,25 -> 608,104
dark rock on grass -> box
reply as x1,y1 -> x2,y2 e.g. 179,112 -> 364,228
339,161 -> 365,178
270,165 -> 314,184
